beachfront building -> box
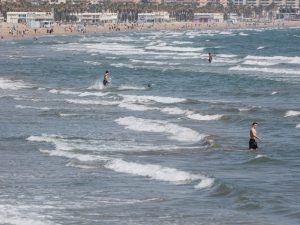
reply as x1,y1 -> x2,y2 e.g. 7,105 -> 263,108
6,12 -> 54,28
76,12 -> 118,24
233,0 -> 246,4
227,13 -> 242,22
206,0 -> 228,7
194,13 -> 224,23
235,0 -> 300,8
48,0 -> 67,4
137,12 -> 170,23
164,0 -> 227,6
110,0 -> 140,2
285,0 -> 300,8
0,0 -> 18,2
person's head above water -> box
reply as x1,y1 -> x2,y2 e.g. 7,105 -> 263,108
105,70 -> 109,73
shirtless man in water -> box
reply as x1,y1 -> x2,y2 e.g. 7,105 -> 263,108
249,122 -> 261,150
103,70 -> 110,87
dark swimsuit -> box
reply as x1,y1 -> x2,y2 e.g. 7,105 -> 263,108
249,138 -> 258,149
103,79 -> 108,86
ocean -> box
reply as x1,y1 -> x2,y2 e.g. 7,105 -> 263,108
0,27 -> 300,225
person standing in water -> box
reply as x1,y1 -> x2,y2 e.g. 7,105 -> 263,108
103,70 -> 110,87
208,52 -> 213,63
249,122 -> 261,150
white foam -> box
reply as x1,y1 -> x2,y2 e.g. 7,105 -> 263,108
66,162 -> 96,169
111,63 -> 135,69
242,60 -> 278,66
194,178 -> 215,189
131,59 -> 180,66
55,42 -> 145,56
172,41 -> 193,44
105,158 -> 213,189
79,92 -> 108,97
244,55 -> 300,65
28,135 -> 98,152
66,99 -> 119,106
87,80 -> 106,90
255,154 -> 266,159
161,107 -> 222,120
14,97 -> 52,102
0,78 -> 32,90
0,204 -> 58,225
219,31 -> 233,35
49,89 -> 81,95
117,85 -> 147,90
296,124 -> 300,128
160,107 -> 189,115
271,91 -> 278,95
59,113 -> 79,117
257,46 -> 265,50
115,116 -> 206,142
40,149 -> 107,162
121,94 -> 186,104
238,107 -> 251,112
118,102 -> 157,111
217,54 -> 238,58
16,105 -> 51,111
28,135 -> 109,161
118,103 -> 222,121
186,113 -> 223,121
145,45 -> 204,52
229,66 -> 300,75
84,60 -> 102,66
27,134 -> 64,143
239,32 -> 248,36
284,110 -> 300,117
28,134 -> 191,154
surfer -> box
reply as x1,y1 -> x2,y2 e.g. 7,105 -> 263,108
208,52 -> 213,63
103,70 -> 110,87
249,122 -> 261,150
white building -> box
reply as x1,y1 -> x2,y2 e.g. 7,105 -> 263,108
227,13 -> 242,23
234,0 -> 299,8
6,12 -> 54,28
76,13 -> 118,24
49,0 -> 67,4
138,12 -> 170,23
194,13 -> 224,23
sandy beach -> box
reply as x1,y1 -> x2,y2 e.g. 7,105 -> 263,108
1,20 -> 300,41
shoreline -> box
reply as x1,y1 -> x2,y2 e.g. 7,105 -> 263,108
1,20 -> 300,41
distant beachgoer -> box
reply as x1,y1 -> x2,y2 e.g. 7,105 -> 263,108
103,70 -> 110,87
208,52 -> 213,63
249,122 -> 261,150
147,83 -> 151,88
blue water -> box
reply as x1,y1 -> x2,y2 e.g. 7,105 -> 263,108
0,27 -> 300,225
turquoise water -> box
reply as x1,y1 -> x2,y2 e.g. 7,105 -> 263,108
0,28 -> 300,224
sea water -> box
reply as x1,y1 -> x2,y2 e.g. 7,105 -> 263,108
0,27 -> 300,225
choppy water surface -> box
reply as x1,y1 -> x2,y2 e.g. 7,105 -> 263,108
0,27 -> 300,225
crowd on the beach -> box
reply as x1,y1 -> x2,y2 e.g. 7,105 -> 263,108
0,19 -> 298,41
